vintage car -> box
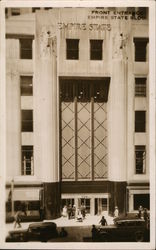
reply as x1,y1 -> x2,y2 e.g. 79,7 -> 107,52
6,222 -> 58,242
97,217 -> 149,242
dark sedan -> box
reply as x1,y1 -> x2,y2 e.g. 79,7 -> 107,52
6,222 -> 58,242
97,217 -> 149,242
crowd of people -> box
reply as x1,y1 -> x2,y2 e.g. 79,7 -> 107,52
62,203 -> 86,221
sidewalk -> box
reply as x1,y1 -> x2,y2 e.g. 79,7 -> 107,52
5,213 -> 114,237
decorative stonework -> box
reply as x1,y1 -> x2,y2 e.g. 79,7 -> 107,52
39,26 -> 57,58
113,33 -> 128,60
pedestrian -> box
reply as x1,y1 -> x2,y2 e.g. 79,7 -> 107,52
80,202 -> 86,219
114,206 -> 119,218
67,204 -> 72,220
138,205 -> 143,219
14,210 -> 22,228
62,205 -> 67,217
59,227 -> 68,237
99,216 -> 108,226
76,209 -> 83,222
72,204 -> 76,218
91,224 -> 99,242
39,206 -> 44,220
143,208 -> 149,228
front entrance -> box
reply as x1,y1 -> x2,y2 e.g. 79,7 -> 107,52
95,198 -> 108,215
61,194 -> 110,215
78,198 -> 91,214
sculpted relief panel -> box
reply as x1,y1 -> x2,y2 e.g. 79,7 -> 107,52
39,25 -> 57,58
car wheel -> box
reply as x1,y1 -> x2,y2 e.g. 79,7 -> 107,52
135,231 -> 144,242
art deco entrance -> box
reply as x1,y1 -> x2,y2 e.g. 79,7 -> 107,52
61,194 -> 110,215
60,78 -> 110,181
95,198 -> 108,215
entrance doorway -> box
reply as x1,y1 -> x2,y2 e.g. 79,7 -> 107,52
61,198 -> 74,210
95,198 -> 108,215
78,198 -> 90,214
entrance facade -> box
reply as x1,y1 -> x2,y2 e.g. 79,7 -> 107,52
60,78 -> 110,181
60,78 -> 111,216
61,193 -> 110,216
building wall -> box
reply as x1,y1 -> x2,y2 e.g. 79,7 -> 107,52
6,8 -> 149,217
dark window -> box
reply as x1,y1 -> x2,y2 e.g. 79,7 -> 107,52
138,7 -> 148,19
66,39 -> 79,60
90,40 -> 103,60
22,110 -> 33,132
135,78 -> 146,97
135,111 -> 146,132
44,7 -> 53,10
11,8 -> 20,16
135,145 -> 146,174
60,79 -> 110,103
127,7 -> 148,19
20,76 -> 33,96
20,38 -> 33,59
28,201 -> 40,210
21,146 -> 33,175
133,38 -> 149,62
32,7 -> 40,13
133,194 -> 149,210
61,199 -> 74,208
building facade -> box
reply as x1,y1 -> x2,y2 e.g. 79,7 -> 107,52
6,7 -> 149,219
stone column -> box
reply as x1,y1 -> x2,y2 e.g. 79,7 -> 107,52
90,197 -> 95,216
108,33 -> 128,181
6,39 -> 21,177
107,21 -> 131,214
35,16 -> 60,219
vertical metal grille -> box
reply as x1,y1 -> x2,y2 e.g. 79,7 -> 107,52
94,103 -> 107,179
77,102 -> 91,179
60,79 -> 109,181
61,102 -> 75,179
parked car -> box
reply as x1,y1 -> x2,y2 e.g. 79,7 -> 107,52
6,222 -> 58,242
97,217 -> 149,242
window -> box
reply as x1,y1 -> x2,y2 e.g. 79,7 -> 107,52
66,39 -> 79,60
20,38 -> 33,59
22,146 -> 33,175
20,76 -> 33,96
90,40 -> 103,60
61,199 -> 74,208
135,77 -> 146,97
135,111 -> 146,132
22,110 -> 33,132
11,8 -> 20,16
133,194 -> 149,210
138,7 -> 148,19
133,38 -> 149,62
32,7 -> 40,13
127,7 -> 148,19
135,145 -> 146,174
44,8 -> 53,10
